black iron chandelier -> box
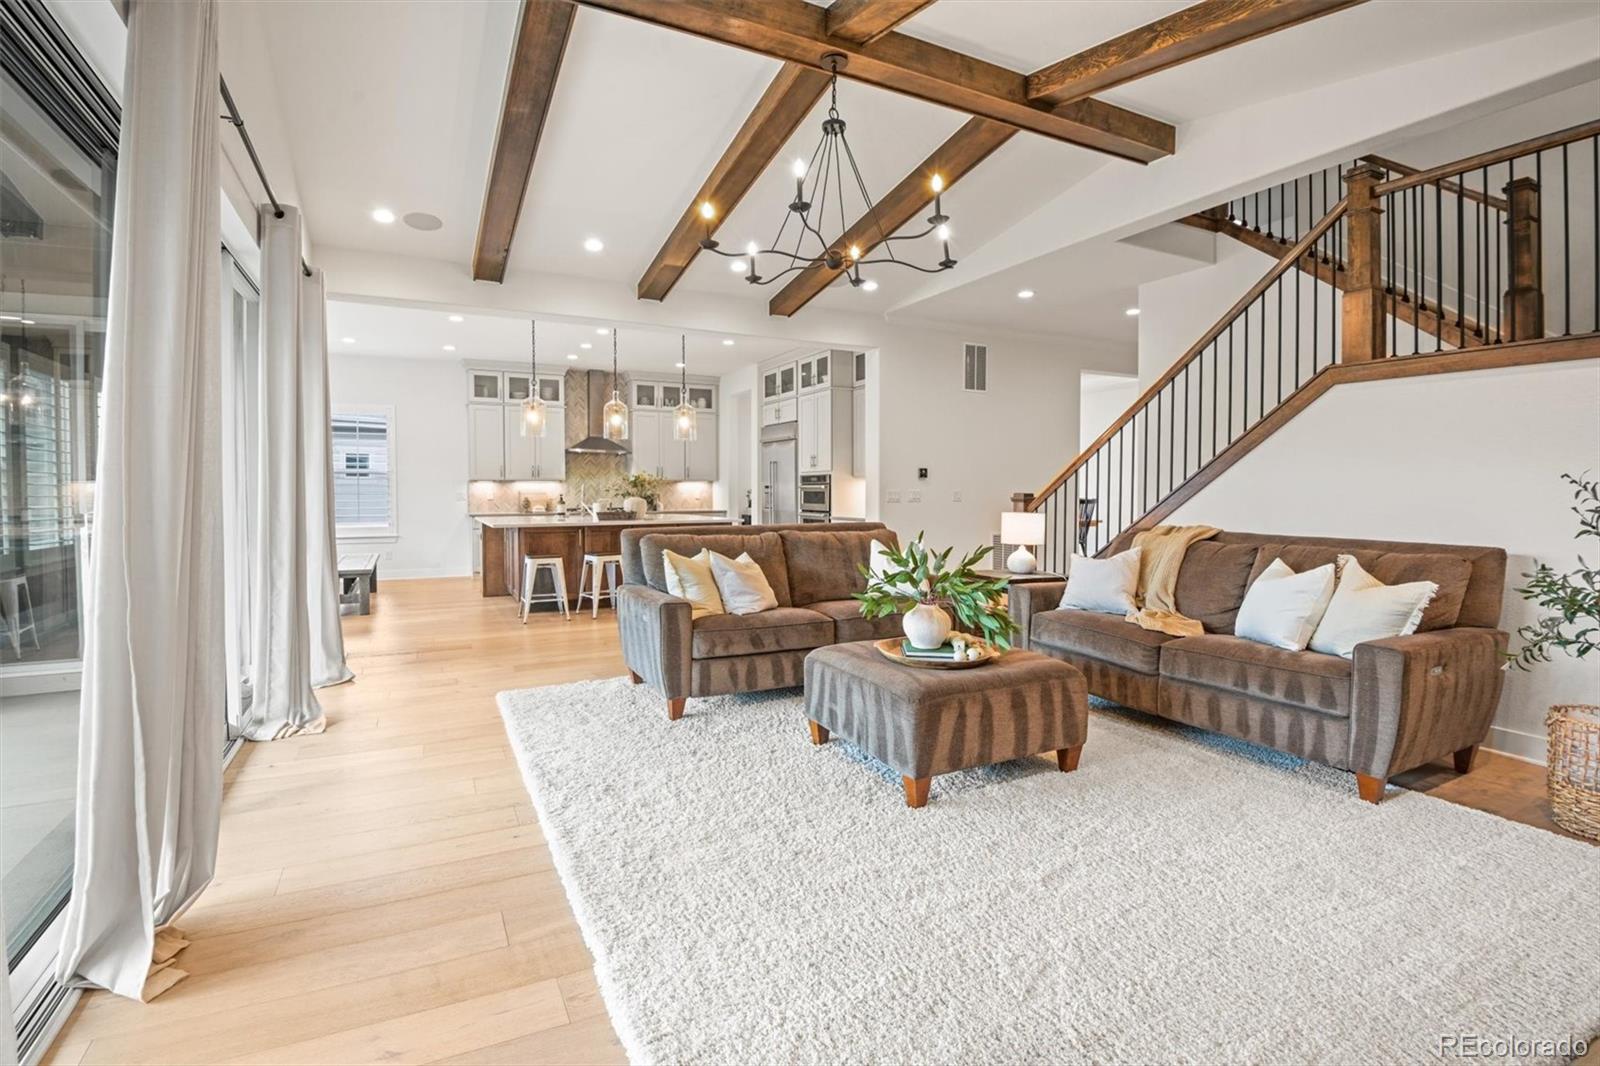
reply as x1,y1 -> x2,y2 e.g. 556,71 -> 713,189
697,55 -> 955,290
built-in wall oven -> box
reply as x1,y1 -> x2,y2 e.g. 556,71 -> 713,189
799,474 -> 831,522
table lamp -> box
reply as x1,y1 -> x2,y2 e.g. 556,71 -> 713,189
1000,511 -> 1046,574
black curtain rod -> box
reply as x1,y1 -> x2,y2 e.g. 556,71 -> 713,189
220,75 -> 312,278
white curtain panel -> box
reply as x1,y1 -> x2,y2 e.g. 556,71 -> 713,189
241,206 -> 326,739
55,0 -> 225,1001
301,269 -> 353,688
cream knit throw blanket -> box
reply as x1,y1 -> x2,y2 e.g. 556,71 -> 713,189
1124,524 -> 1220,637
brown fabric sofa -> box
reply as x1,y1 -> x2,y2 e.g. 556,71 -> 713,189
617,523 -> 903,719
1011,530 -> 1509,803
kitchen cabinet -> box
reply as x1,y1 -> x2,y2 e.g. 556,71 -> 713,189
798,384 -> 855,476
854,351 -> 866,384
631,409 -> 663,478
761,397 -> 796,426
851,385 -> 865,478
502,406 -> 565,480
762,363 -> 797,401
687,385 -> 715,412
632,381 -> 659,408
686,412 -> 718,480
468,404 -> 506,479
798,351 -> 837,393
468,370 -> 503,403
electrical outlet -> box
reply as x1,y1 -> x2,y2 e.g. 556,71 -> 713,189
952,490 -> 962,503
383,550 -> 393,561
907,490 -> 922,503
886,491 -> 902,504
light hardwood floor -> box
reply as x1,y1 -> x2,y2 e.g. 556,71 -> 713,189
43,576 -> 1584,1065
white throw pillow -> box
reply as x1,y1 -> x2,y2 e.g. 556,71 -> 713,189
708,551 -> 778,615
1061,548 -> 1141,614
1308,554 -> 1438,658
1234,558 -> 1336,651
661,548 -> 724,620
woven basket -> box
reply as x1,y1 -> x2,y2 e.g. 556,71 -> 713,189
1547,705 -> 1600,840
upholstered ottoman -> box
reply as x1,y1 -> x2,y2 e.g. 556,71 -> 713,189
803,640 -> 1089,807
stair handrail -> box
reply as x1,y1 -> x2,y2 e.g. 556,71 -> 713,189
1372,119 -> 1600,197
1026,197 -> 1349,510
1357,154 -> 1507,212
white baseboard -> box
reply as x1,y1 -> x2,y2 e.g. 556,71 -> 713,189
1484,725 -> 1547,765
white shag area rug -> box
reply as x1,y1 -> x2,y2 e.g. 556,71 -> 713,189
497,678 -> 1600,1065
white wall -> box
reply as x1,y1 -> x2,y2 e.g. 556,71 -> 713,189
328,354 -> 471,578
1167,359 -> 1600,763
1080,373 -> 1140,450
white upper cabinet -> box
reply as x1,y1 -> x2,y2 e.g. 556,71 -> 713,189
468,404 -> 505,479
468,370 -> 503,403
631,409 -> 664,478
686,412 -> 718,481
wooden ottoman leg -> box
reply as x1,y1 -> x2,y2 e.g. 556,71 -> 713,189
1355,772 -> 1387,804
1056,745 -> 1083,773
902,776 -> 930,809
667,698 -> 686,721
1453,745 -> 1478,774
807,720 -> 829,745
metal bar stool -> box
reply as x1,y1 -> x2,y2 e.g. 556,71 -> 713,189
0,576 -> 39,658
519,555 -> 571,622
576,553 -> 623,618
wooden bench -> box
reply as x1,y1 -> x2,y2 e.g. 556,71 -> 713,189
338,553 -> 380,615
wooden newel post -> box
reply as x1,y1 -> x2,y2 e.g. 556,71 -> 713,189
1011,492 -> 1035,512
1340,163 -> 1387,363
1503,176 -> 1543,342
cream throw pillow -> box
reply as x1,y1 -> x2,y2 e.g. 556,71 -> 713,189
1234,558 -> 1336,652
1308,554 -> 1438,658
1061,548 -> 1142,614
661,548 -> 724,620
708,551 -> 778,615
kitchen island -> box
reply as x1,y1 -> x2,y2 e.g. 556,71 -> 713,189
476,513 -> 733,601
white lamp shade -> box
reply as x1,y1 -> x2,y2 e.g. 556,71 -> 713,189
1001,511 -> 1046,546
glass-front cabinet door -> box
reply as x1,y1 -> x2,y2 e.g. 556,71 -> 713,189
660,384 -> 682,409
763,370 -> 779,399
632,381 -> 657,408
536,376 -> 563,404
504,374 -> 532,402
780,364 -> 796,396
468,370 -> 501,402
799,360 -> 814,390
687,386 -> 715,411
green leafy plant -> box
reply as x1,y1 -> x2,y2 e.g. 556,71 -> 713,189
1510,473 -> 1600,669
854,534 -> 1018,650
616,471 -> 661,509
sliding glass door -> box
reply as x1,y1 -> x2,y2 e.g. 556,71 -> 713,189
2,0 -> 117,1050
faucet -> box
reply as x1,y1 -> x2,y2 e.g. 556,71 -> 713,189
575,485 -> 600,520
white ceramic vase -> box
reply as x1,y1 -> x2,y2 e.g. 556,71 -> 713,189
903,603 -> 952,650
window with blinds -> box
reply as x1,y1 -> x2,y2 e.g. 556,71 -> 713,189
331,407 -> 394,535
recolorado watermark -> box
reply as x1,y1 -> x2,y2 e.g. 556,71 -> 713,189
1436,1033 -> 1590,1059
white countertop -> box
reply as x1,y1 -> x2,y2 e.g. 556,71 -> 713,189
474,513 -> 733,529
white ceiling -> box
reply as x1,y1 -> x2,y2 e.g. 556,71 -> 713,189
325,299 -> 807,376
245,0 -> 1600,344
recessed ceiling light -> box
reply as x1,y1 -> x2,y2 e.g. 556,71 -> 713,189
583,237 -> 605,253
18,319 -> 33,325
1017,289 -> 1035,300
862,279 -> 879,292
447,314 -> 464,323
566,353 -> 578,360
1125,307 -> 1140,316
595,327 -> 610,335
403,211 -> 442,231
674,361 -> 685,369
721,339 -> 735,346
0,315 -> 18,322
730,260 -> 747,273
341,336 -> 356,344
371,207 -> 396,224
442,344 -> 456,352
580,342 -> 592,349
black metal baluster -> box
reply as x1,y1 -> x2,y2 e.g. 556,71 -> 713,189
1153,391 -> 1161,503
1507,155 -> 1516,343
1435,179 -> 1443,353
1243,300 -> 1250,427
1166,381 -> 1174,499
1311,236 -> 1319,372
1181,366 -> 1189,484
1198,340 -> 1206,465
1563,142 -> 1571,336
1413,186 -> 1421,354
1387,191 -> 1396,355
1275,275 -> 1284,405
1254,188 -> 1261,232
1227,322 -> 1234,444
1211,341 -> 1219,459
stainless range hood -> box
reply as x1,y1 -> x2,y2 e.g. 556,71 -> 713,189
567,369 -> 630,455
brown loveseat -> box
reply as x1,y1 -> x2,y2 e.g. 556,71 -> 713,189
1011,530 -> 1509,803
617,523 -> 903,719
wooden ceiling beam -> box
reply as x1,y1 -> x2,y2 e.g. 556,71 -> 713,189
637,63 -> 830,301
472,0 -> 576,283
1027,0 -> 1367,106
825,0 -> 938,44
569,0 -> 1175,164
767,116 -> 1015,317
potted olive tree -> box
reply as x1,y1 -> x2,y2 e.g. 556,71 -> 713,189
1511,473 -> 1600,840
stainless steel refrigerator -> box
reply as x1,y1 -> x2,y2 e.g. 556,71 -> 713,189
760,430 -> 798,525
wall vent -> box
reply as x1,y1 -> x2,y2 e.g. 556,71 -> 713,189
963,343 -> 988,392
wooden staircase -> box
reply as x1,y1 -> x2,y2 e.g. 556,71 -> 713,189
1017,121 -> 1600,570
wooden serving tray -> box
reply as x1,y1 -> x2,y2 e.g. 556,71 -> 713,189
874,637 -> 999,670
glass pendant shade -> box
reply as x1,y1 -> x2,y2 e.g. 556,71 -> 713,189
520,394 -> 546,438
671,400 -> 697,442
603,327 -> 628,441
602,392 -> 629,442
